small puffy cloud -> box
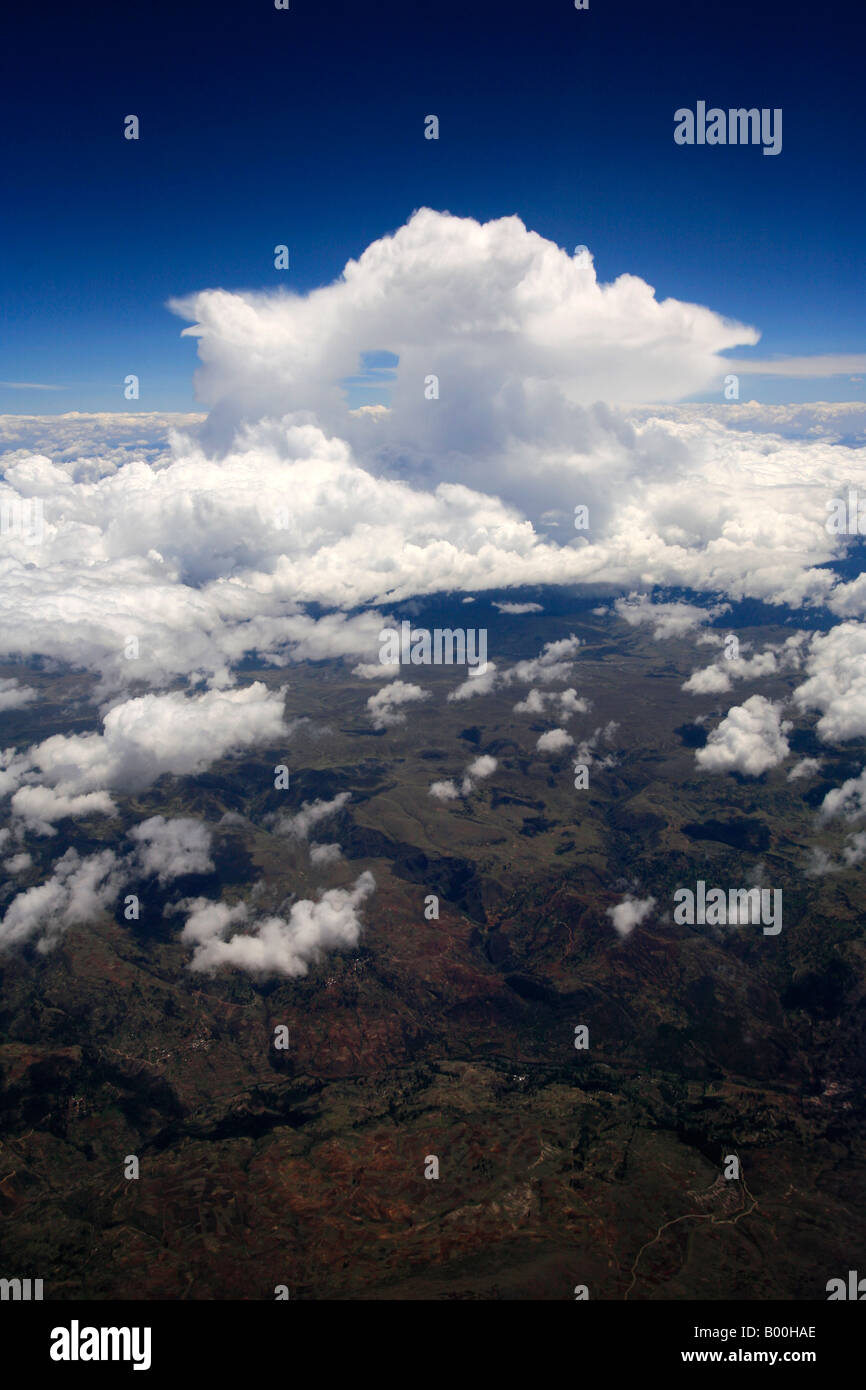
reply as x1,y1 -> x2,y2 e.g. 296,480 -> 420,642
429,779 -> 460,801
366,679 -> 430,729
536,728 -> 574,754
509,635 -> 581,685
278,792 -> 351,839
575,720 -> 619,766
683,639 -> 801,696
515,686 -> 589,718
615,595 -> 729,640
352,661 -> 400,680
465,754 -> 497,780
12,683 -> 287,802
0,679 -> 37,712
448,663 -> 498,701
10,785 -> 116,836
842,831 -> 866,865
0,848 -> 121,954
788,757 -> 821,782
695,695 -> 791,776
460,753 -> 497,795
309,842 -> 343,867
607,894 -> 656,938
820,767 -> 866,822
129,816 -> 214,883
431,753 -> 497,801
4,852 -> 31,874
514,688 -> 547,714
558,688 -> 590,717
180,870 -> 375,977
793,623 -> 866,744
493,601 -> 543,615
682,665 -> 733,694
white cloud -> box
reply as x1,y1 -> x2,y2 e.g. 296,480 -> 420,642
171,209 -> 757,453
508,635 -> 581,685
607,894 -> 656,938
0,219 -> 864,716
493,601 -> 543,614
352,661 -> 400,680
682,664 -> 733,694
129,816 -> 214,883
0,678 -> 37,712
616,594 -> 729,640
514,686 -> 589,718
4,852 -> 31,874
277,792 -> 351,839
0,849 -> 121,954
788,757 -> 821,781
820,767 -> 866,822
536,728 -> 574,754
793,623 -> 866,744
309,842 -> 343,867
448,663 -> 499,701
10,785 -> 117,836
7,685 -> 287,810
180,870 -> 375,977
430,753 -> 497,801
429,779 -> 460,801
366,679 -> 431,729
465,754 -> 497,780
695,695 -> 791,776
575,720 -> 619,767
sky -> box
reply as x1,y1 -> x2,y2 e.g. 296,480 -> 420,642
1,0 -> 863,413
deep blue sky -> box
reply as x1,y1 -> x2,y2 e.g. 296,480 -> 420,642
1,0 -> 863,412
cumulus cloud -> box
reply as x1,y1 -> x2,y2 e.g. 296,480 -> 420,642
448,663 -> 499,701
180,870 -> 375,977
820,768 -> 866,822
129,816 -> 214,883
309,842 -> 343,867
352,661 -> 400,680
277,792 -> 351,839
429,779 -> 460,801
682,664 -> 734,694
793,623 -> 866,744
682,634 -> 806,695
5,685 -> 287,815
465,754 -> 497,780
536,728 -> 574,754
4,852 -> 31,874
448,634 -> 581,705
1,215 -> 863,713
615,595 -> 729,640
695,695 -> 792,776
430,753 -> 497,801
575,721 -> 619,767
10,785 -> 117,836
493,601 -> 543,615
171,209 -> 757,451
0,678 -> 37,712
508,635 -> 581,684
366,679 -> 431,729
514,686 -> 589,718
788,757 -> 821,781
0,849 -> 121,954
607,894 -> 656,938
